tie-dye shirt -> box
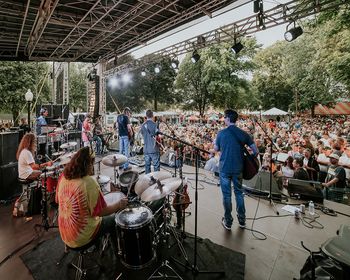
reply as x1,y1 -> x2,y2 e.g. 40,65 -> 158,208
56,175 -> 106,248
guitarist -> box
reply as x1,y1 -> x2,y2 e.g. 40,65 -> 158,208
140,109 -> 160,174
117,107 -> 133,171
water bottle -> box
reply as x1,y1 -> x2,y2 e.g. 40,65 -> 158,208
309,201 -> 315,216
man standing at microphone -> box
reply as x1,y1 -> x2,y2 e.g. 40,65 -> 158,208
214,109 -> 258,230
140,109 -> 160,174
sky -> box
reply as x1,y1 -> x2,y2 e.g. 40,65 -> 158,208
130,0 -> 290,59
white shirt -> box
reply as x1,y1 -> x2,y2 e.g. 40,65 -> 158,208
18,149 -> 35,179
282,166 -> 294,178
339,155 -> 350,179
317,153 -> 330,172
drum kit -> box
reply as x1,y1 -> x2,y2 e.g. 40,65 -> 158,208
96,153 -> 187,273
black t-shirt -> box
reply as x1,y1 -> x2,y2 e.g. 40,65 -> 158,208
326,165 -> 346,188
293,168 -> 310,181
117,114 -> 129,137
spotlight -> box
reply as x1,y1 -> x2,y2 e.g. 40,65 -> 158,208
231,42 -> 244,54
122,72 -> 132,84
171,59 -> 179,69
284,26 -> 303,42
141,69 -> 146,77
191,50 -> 200,63
154,65 -> 161,74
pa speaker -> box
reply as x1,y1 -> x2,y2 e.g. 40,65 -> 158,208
0,162 -> 21,200
0,132 -> 19,165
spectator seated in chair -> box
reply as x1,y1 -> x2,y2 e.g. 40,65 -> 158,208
292,158 -> 310,181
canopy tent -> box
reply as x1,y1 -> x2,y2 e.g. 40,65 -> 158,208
314,102 -> 350,115
261,108 -> 288,116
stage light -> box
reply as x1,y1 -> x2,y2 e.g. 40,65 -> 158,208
141,69 -> 146,77
122,72 -> 132,84
154,65 -> 161,74
108,76 -> 119,88
191,50 -> 200,63
284,26 -> 303,42
231,42 -> 244,54
171,59 -> 179,69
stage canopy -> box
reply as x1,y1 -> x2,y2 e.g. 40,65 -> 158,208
314,102 -> 350,115
261,107 -> 288,116
0,0 -> 238,62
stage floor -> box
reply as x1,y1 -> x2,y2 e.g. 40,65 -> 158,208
0,156 -> 349,280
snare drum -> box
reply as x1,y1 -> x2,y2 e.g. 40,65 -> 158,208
115,204 -> 155,269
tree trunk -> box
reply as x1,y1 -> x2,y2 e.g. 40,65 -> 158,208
311,104 -> 315,118
12,108 -> 19,126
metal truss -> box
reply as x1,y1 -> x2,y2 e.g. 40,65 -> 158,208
103,0 -> 348,77
0,0 -> 239,62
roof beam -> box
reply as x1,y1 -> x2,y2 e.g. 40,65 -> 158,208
16,0 -> 31,56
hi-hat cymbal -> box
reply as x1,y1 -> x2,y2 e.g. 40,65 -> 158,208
141,177 -> 182,202
92,174 -> 110,184
52,118 -> 66,122
101,154 -> 127,167
135,171 -> 172,196
60,142 -> 77,149
52,151 -> 65,157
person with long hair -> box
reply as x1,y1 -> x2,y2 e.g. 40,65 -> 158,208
17,133 -> 52,181
56,147 -> 127,249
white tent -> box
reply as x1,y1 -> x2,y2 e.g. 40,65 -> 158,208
261,107 -> 288,116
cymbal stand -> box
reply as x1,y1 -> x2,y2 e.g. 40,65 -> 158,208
148,195 -> 184,280
34,168 -> 58,233
157,132 -> 225,278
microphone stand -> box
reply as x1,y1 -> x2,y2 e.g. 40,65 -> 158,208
157,131 -> 225,278
252,118 -> 280,215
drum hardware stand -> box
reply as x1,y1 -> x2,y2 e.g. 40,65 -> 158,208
156,132 -> 225,278
252,118 -> 280,215
34,168 -> 58,233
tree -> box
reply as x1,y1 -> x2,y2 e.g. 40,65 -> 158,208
0,61 -> 50,125
69,63 -> 89,112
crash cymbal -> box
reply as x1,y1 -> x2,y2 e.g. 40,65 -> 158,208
92,174 -> 110,184
101,154 -> 127,167
141,177 -> 182,202
135,171 -> 172,196
60,142 -> 77,149
58,152 -> 76,165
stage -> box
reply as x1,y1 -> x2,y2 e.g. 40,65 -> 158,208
0,156 -> 349,279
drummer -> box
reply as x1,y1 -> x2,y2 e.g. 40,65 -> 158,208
36,107 -> 49,135
17,133 -> 53,181
56,147 -> 128,250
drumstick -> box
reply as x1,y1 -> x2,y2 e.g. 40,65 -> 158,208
126,172 -> 136,198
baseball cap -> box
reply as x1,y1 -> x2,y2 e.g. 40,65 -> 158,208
328,153 -> 340,160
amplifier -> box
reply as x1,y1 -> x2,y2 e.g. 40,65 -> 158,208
0,162 -> 21,200
0,132 -> 19,165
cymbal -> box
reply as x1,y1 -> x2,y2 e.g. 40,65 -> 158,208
52,118 -> 66,122
58,152 -> 76,165
135,171 -> 172,196
141,177 -> 182,202
92,174 -> 110,184
60,142 -> 77,149
101,154 -> 127,167
52,151 -> 65,157
54,127 -> 64,133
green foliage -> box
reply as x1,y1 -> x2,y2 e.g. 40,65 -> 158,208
0,61 -> 50,124
69,63 -> 89,112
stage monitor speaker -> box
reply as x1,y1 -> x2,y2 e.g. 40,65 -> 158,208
0,162 -> 21,200
287,178 -> 324,203
242,170 -> 282,198
52,104 -> 69,121
0,132 -> 19,165
160,150 -> 175,167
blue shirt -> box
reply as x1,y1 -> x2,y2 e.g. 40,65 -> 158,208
215,125 -> 254,173
36,115 -> 47,135
140,119 -> 159,154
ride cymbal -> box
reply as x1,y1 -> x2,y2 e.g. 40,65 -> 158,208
141,177 -> 182,202
135,171 -> 172,196
60,142 -> 77,149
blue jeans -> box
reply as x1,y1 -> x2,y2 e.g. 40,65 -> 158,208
144,153 -> 160,174
219,172 -> 245,227
93,135 -> 102,154
119,136 -> 129,169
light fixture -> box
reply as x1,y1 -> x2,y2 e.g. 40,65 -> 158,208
171,59 -> 179,69
141,69 -> 146,77
154,65 -> 161,74
284,26 -> 303,42
25,89 -> 33,102
191,50 -> 200,63
231,42 -> 244,54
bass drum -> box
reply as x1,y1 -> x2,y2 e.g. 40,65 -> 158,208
115,204 -> 155,269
